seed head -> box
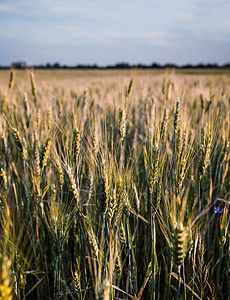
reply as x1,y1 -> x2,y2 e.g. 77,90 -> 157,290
119,108 -> 126,142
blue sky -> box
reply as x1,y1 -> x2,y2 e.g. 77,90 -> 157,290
0,0 -> 230,66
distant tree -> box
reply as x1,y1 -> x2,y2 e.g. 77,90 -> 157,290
196,63 -> 205,69
206,63 -> 218,68
222,63 -> 230,68
181,64 -> 192,69
53,63 -> 60,68
11,62 -> 26,69
115,63 -> 130,69
151,63 -> 162,69
164,63 -> 177,69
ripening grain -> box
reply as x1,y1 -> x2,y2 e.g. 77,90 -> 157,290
0,69 -> 229,299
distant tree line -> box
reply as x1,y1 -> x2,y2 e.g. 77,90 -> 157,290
0,61 -> 230,70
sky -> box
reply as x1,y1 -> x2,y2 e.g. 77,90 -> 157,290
0,0 -> 230,66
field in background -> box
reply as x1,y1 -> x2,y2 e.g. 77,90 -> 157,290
0,69 -> 229,299
1,67 -> 230,82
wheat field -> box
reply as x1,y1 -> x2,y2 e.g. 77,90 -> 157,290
0,69 -> 229,299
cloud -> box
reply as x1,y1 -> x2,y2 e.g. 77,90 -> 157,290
142,31 -> 175,47
175,13 -> 195,22
0,0 -> 229,64
0,0 -> 137,21
0,3 -> 13,13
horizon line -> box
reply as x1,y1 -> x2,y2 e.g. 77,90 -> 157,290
1,61 -> 230,70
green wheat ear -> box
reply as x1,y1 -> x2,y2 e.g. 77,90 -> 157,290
0,168 -> 7,190
8,71 -> 14,90
66,164 -> 79,204
30,72 -> 36,96
119,108 -> 126,142
55,159 -> 64,189
172,223 -> 188,269
23,93 -> 30,127
115,254 -> 122,278
34,136 -> 41,179
108,188 -> 116,220
125,78 -> 134,98
30,72 -> 37,104
132,182 -> 140,215
12,127 -> 27,160
174,99 -> 181,134
73,127 -> 81,162
199,125 -> 212,180
87,223 -> 100,261
40,138 -> 52,170
176,157 -> 186,197
47,107 -> 52,131
97,173 -> 108,216
160,109 -> 168,143
72,258 -> 81,292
